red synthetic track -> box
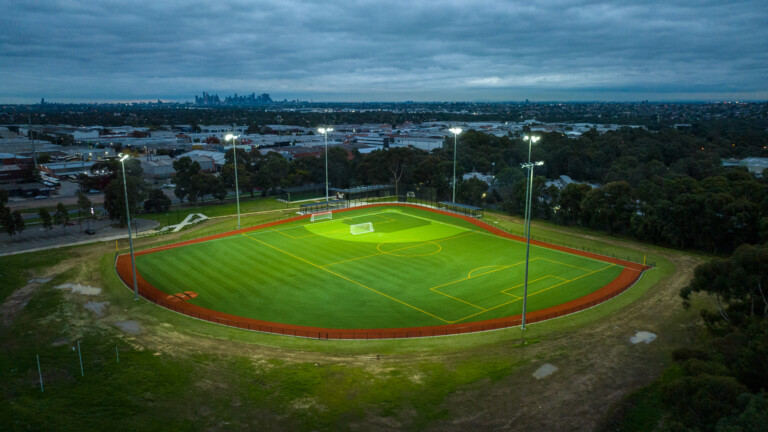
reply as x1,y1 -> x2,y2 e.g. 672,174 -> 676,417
115,203 -> 650,339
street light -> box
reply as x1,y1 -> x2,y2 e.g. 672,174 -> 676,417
522,135 -> 540,238
225,132 -> 241,229
520,160 -> 544,330
448,127 -> 463,202
119,153 -> 139,301
318,127 -> 334,201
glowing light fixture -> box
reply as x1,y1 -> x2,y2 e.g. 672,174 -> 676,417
448,127 -> 463,202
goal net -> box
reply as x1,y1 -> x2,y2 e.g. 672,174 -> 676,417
350,222 -> 374,235
311,211 -> 332,222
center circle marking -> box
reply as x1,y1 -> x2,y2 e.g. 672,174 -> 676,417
377,240 -> 442,257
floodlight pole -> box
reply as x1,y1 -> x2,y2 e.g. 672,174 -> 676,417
522,135 -> 539,237
227,128 -> 241,229
520,160 -> 544,330
120,155 -> 139,301
319,127 -> 333,201
449,127 -> 463,202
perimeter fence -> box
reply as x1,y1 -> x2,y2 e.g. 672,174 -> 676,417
115,202 -> 651,340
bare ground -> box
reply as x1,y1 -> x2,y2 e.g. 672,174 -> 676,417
1,282 -> 42,327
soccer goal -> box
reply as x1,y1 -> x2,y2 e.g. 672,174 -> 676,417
350,222 -> 374,235
311,211 -> 332,222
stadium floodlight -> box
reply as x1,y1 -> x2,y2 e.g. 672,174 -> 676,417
522,135 -> 540,238
226,129 -> 241,229
118,154 -> 138,301
520,160 -> 544,330
318,127 -> 334,201
448,127 -> 463,203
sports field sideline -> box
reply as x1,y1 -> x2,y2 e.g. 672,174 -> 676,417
128,205 -> 633,330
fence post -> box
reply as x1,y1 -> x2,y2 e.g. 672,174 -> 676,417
36,354 -> 44,392
77,341 -> 84,376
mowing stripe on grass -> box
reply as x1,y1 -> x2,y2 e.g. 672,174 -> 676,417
241,232 -> 452,324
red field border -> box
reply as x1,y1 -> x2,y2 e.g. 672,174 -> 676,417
115,203 -> 652,339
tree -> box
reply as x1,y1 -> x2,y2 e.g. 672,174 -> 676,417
144,189 -> 171,213
0,190 -> 10,234
10,210 -> 25,236
191,173 -> 224,206
38,208 -> 52,230
556,183 -> 591,225
103,174 -> 149,227
257,153 -> 290,192
53,202 -> 69,228
327,146 -> 352,189
76,193 -> 90,231
580,181 -> 635,234
173,157 -> 201,202
661,373 -> 748,431
1,208 -> 14,237
681,243 -> 768,328
458,177 -> 489,206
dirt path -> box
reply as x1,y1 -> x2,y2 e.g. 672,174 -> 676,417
1,281 -> 44,326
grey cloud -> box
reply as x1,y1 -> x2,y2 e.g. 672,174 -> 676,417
0,0 -> 765,102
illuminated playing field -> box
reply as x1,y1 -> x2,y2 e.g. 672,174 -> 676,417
127,205 -> 635,331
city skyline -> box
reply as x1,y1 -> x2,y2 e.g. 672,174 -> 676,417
1,0 -> 766,104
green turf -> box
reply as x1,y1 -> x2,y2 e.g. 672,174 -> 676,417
135,206 -> 626,329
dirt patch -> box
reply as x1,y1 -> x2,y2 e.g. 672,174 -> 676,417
54,283 -> 102,296
630,331 -> 657,344
1,282 -> 41,326
533,363 -> 559,379
114,320 -> 141,334
84,301 -> 109,317
29,278 -> 52,284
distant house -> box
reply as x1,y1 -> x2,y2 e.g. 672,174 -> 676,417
462,171 -> 494,185
137,155 -> 175,182
176,150 -> 225,172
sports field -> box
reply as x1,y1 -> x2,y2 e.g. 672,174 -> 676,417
130,205 -> 635,331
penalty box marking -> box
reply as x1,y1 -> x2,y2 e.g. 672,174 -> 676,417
275,213 -> 397,239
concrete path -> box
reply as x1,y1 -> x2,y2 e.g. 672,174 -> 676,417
0,218 -> 159,257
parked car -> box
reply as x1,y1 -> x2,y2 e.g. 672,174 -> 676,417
34,195 -> 47,200
84,228 -> 96,235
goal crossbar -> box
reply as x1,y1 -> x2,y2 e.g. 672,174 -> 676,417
311,211 -> 332,222
350,222 -> 374,235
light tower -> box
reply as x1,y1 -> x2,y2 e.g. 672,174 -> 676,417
448,127 -> 463,202
119,153 -> 138,301
520,160 -> 544,330
522,135 -> 540,237
225,131 -> 241,229
318,127 -> 334,200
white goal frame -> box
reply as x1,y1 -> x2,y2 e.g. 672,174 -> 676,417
311,211 -> 332,222
350,222 -> 374,235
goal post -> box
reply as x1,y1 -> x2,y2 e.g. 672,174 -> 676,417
350,222 -> 374,235
311,211 -> 332,222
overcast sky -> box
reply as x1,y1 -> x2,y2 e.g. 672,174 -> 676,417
1,0 -> 766,103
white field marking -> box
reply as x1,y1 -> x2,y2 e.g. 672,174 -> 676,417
245,209 -> 398,237
143,210 -> 402,251
396,210 -> 618,268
